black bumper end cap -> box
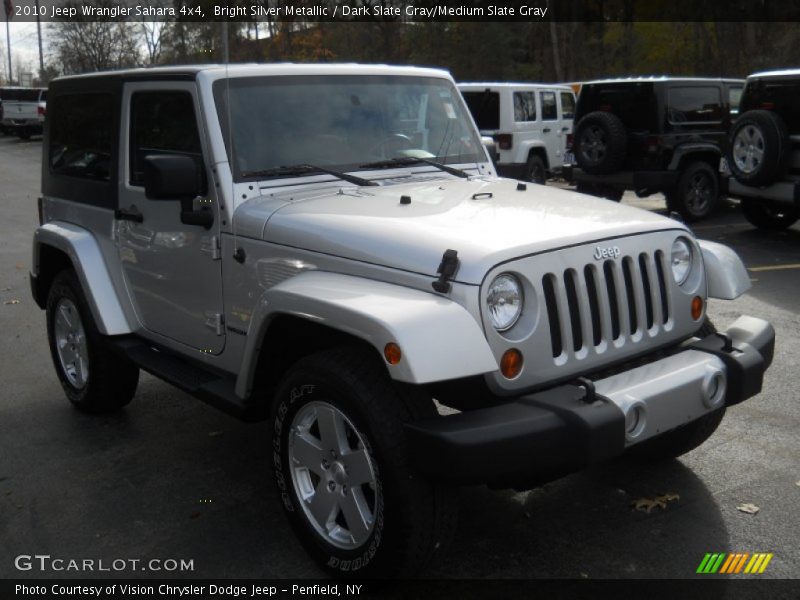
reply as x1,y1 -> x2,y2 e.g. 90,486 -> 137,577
688,316 -> 775,407
405,385 -> 625,488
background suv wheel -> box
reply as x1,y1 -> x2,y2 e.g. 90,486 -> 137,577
666,161 -> 720,222
574,111 -> 627,175
728,110 -> 790,186
741,200 -> 800,230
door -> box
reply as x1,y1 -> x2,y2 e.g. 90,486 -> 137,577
116,82 -> 225,354
538,90 -> 561,165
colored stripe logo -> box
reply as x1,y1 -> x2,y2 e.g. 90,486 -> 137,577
697,553 -> 773,574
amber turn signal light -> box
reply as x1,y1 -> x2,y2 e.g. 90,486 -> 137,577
691,296 -> 704,321
384,343 -> 402,365
500,349 -> 523,379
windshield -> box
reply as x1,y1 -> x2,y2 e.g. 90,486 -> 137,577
213,75 -> 484,182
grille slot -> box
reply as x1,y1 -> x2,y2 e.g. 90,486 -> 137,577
542,274 -> 563,358
542,250 -> 671,360
564,269 -> 583,352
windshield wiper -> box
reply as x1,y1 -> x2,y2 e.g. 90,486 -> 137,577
241,164 -> 377,186
359,157 -> 470,179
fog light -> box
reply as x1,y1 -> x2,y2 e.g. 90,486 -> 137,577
625,403 -> 646,440
691,296 -> 704,321
702,367 -> 726,409
500,349 -> 523,379
383,343 -> 402,365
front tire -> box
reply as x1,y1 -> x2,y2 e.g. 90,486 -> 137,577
270,347 -> 456,577
741,200 -> 800,231
46,269 -> 139,413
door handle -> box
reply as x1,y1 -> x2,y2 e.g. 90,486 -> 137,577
562,127 -> 570,132
115,207 -> 143,223
543,128 -> 551,133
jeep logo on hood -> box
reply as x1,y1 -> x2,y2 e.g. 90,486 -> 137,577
594,245 -> 621,260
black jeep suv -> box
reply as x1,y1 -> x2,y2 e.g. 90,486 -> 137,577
566,77 -> 743,221
724,70 -> 800,230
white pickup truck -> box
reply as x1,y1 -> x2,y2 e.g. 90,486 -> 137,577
0,87 -> 47,139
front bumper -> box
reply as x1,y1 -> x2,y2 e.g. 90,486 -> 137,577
406,316 -> 774,488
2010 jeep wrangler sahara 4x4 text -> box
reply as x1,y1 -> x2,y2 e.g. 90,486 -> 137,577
723,69 -> 800,230
566,77 -> 743,221
30,64 -> 774,577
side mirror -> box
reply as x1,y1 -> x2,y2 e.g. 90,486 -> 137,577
143,155 -> 204,200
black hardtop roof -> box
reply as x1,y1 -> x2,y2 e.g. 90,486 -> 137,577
583,77 -> 744,86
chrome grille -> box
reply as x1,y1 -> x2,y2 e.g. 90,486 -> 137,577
542,251 -> 671,360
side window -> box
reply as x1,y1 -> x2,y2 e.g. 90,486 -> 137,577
540,91 -> 557,120
667,86 -> 723,123
129,91 -> 202,186
49,93 -> 114,181
729,86 -> 743,116
513,91 -> 537,122
560,92 -> 575,119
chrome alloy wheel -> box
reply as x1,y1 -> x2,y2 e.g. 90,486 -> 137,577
288,401 -> 379,550
732,125 -> 765,174
580,126 -> 607,163
53,298 -> 89,389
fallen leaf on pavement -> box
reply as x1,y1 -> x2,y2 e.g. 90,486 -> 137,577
737,503 -> 760,515
4,299 -> 20,305
795,481 -> 800,487
632,493 -> 680,513
0,287 -> 10,292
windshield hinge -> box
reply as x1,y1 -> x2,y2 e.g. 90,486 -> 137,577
432,249 -> 459,293
211,235 -> 221,260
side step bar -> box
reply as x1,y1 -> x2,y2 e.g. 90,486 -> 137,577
109,338 -> 263,422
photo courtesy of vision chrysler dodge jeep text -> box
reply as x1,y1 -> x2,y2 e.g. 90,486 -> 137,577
29,64 -> 774,577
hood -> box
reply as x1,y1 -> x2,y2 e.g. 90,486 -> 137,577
237,177 -> 687,284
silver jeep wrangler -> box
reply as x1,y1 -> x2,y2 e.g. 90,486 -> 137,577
30,64 -> 774,577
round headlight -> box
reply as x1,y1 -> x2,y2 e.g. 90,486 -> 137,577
670,238 -> 693,285
487,274 -> 523,331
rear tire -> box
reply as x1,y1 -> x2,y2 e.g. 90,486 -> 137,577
728,109 -> 789,186
741,200 -> 800,231
270,346 -> 457,577
525,154 -> 547,184
46,269 -> 139,413
666,161 -> 720,222
574,111 -> 627,175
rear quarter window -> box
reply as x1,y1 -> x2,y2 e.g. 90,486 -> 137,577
462,90 -> 500,131
741,79 -> 800,133
576,83 -> 657,131
49,93 -> 115,181
667,86 -> 723,124
561,92 -> 575,119
513,91 -> 537,122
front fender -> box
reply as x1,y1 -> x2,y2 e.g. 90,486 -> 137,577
235,271 -> 498,398
32,222 -> 132,335
699,240 -> 751,300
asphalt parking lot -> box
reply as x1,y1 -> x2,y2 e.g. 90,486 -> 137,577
0,134 -> 798,585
